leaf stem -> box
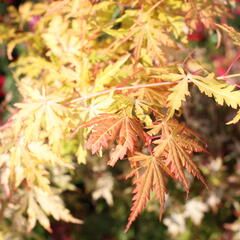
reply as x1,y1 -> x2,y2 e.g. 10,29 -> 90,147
223,53 -> 240,76
150,135 -> 162,140
146,0 -> 165,14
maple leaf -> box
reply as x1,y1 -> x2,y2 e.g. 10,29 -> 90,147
125,153 -> 172,232
108,11 -> 177,64
167,78 -> 190,118
94,54 -> 130,91
79,113 -> 145,166
135,87 -> 167,106
14,86 -> 70,150
132,87 -> 167,124
190,73 -> 240,109
149,120 -> 207,192
27,187 -> 82,232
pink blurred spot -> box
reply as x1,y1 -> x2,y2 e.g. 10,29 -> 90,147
28,15 -> 41,31
0,76 -> 5,97
216,67 -> 226,77
234,6 -> 240,16
195,21 -> 205,33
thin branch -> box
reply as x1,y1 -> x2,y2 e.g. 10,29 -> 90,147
68,81 -> 178,104
217,73 -> 240,79
68,71 -> 240,105
114,68 -> 143,89
223,52 -> 240,76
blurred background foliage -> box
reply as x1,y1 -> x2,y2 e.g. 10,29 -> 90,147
1,0 -> 240,240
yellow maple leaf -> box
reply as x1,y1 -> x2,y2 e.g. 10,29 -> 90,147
190,73 -> 240,109
167,78 -> 190,118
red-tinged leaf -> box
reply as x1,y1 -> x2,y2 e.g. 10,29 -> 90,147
150,120 -> 207,192
125,157 -> 153,232
79,113 -> 121,129
79,114 -> 145,166
152,159 -> 167,219
108,117 -> 143,166
178,136 -> 207,153
165,138 -> 190,192
125,153 -> 170,232
176,144 -> 208,189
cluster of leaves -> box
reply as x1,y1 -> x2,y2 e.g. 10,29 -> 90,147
0,0 -> 240,238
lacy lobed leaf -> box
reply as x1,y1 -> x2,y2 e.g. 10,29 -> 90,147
79,113 -> 145,166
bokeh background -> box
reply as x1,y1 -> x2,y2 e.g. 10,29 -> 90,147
1,1 -> 240,239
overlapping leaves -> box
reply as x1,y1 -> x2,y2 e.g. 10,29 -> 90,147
82,113 -> 207,230
79,113 -> 146,166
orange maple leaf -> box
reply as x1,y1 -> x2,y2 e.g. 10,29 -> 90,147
150,120 -> 208,192
79,113 -> 145,166
125,152 -> 173,232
